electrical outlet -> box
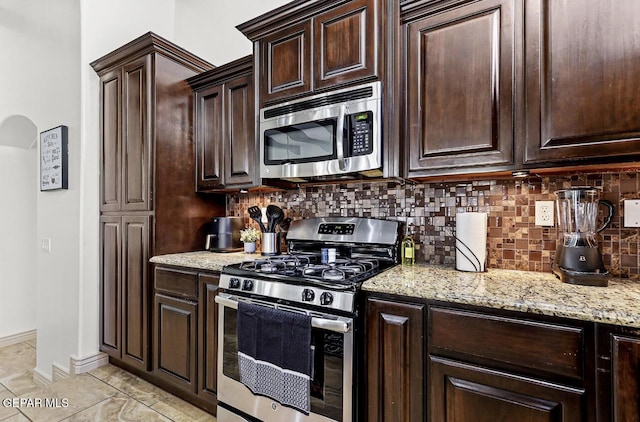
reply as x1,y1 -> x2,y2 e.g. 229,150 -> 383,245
535,201 -> 554,226
624,200 -> 640,227
41,238 -> 51,253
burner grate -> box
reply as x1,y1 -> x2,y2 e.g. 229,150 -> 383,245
237,254 -> 380,285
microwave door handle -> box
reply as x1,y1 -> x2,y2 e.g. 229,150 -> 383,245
214,295 -> 351,334
336,105 -> 347,171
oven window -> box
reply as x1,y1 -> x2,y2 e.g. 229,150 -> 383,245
264,118 -> 337,165
222,308 -> 344,421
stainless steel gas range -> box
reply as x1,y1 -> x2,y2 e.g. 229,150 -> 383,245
215,217 -> 402,422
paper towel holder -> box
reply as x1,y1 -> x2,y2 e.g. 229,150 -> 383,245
452,211 -> 488,272
454,233 -> 486,272
445,227 -> 487,272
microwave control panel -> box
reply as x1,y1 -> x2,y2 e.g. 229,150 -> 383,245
346,111 -> 374,157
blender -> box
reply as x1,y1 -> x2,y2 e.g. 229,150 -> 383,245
552,187 -> 614,286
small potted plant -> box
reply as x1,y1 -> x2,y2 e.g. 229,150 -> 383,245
239,226 -> 261,253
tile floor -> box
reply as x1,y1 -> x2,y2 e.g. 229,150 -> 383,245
0,340 -> 216,421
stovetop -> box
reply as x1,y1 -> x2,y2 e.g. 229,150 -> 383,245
220,217 -> 402,313
226,254 -> 385,288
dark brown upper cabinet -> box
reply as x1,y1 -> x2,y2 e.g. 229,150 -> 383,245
239,0 -> 382,107
402,0 -> 640,178
522,0 -> 640,165
188,56 -> 256,192
259,21 -> 312,105
403,0 -> 515,178
238,0 -> 402,178
98,55 -> 154,212
313,0 -> 377,91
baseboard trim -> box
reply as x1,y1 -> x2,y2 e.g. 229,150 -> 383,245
70,352 -> 108,375
0,329 -> 36,349
32,367 -> 52,387
52,363 -> 71,382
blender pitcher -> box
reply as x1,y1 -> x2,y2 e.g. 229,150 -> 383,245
552,187 -> 614,286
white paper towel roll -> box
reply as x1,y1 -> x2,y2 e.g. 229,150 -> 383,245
455,212 -> 488,272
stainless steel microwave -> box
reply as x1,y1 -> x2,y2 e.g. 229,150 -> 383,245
259,81 -> 382,181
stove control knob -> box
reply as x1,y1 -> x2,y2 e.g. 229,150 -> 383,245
320,292 -> 333,306
242,279 -> 254,291
229,278 -> 241,289
302,289 -> 315,302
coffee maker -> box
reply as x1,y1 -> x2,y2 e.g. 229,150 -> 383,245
552,187 -> 614,286
205,217 -> 243,252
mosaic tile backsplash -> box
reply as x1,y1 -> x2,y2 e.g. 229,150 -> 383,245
228,171 -> 640,279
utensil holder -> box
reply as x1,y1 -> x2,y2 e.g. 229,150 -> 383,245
261,232 -> 281,256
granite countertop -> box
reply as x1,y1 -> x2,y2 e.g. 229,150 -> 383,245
150,251 -> 254,272
364,265 -> 640,328
150,252 -> 640,328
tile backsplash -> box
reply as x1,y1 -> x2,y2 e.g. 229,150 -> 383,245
228,171 -> 640,279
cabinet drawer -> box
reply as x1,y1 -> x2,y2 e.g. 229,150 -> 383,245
429,307 -> 585,381
154,267 -> 197,300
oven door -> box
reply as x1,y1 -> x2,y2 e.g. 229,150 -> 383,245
215,293 -> 353,422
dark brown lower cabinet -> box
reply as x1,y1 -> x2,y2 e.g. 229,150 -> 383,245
366,295 -> 600,421
153,293 -> 198,394
366,298 -> 425,422
99,214 -> 151,372
612,335 -> 640,420
596,324 -> 640,421
429,356 -> 584,421
198,274 -> 220,401
151,266 -> 219,414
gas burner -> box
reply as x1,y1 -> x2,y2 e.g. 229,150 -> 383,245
322,268 -> 346,281
297,258 -> 381,283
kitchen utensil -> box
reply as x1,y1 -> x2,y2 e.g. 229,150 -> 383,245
279,217 -> 292,232
247,206 -> 267,232
261,232 -> 281,255
266,205 -> 284,232
552,187 -> 614,286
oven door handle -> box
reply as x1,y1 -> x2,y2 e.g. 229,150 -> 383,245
215,295 -> 351,334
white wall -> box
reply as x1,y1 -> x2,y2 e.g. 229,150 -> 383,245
1,0 -> 291,381
0,146 -> 36,338
0,5 -> 40,339
0,0 -> 80,355
75,0 -> 177,369
174,0 -> 291,65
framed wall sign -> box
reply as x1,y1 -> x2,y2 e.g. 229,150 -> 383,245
40,125 -> 68,191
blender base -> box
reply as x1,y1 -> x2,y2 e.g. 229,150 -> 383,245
552,265 -> 609,287
553,245 -> 610,287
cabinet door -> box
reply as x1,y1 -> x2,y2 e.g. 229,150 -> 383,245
366,298 -> 425,422
154,293 -> 198,394
260,20 -> 312,105
430,357 -> 585,421
524,0 -> 640,164
99,216 -> 121,358
99,70 -> 122,212
224,74 -> 256,188
198,273 -> 220,401
194,84 -> 224,191
612,335 -> 640,421
121,215 -> 151,370
313,0 -> 378,90
405,0 -> 514,176
121,56 -> 153,211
